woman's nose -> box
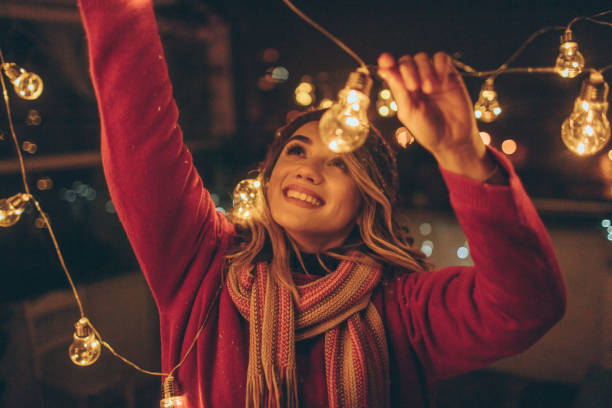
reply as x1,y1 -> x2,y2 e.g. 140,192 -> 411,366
295,163 -> 323,184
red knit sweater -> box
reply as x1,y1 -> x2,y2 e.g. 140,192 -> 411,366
78,1 -> 566,407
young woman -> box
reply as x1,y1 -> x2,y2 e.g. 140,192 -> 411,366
78,0 -> 566,407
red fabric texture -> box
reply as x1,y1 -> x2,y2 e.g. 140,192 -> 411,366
78,1 -> 566,406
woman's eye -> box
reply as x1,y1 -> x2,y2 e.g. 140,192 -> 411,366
329,158 -> 347,171
286,144 -> 305,156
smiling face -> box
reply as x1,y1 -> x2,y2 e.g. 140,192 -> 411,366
265,121 -> 363,253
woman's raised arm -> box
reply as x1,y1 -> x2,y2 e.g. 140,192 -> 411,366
78,0 -> 233,308
378,51 -> 565,378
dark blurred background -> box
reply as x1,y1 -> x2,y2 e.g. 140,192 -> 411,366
0,0 -> 611,407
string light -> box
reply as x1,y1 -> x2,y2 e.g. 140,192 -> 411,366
161,376 -> 186,408
295,79 -> 315,106
474,78 -> 502,122
555,30 -> 585,78
0,49 -> 217,406
0,193 -> 30,227
282,0 -> 373,153
376,88 -> 397,118
319,69 -> 372,153
1,62 -> 44,100
318,97 -> 333,109
69,317 -> 101,366
232,178 -> 261,220
561,71 -> 610,156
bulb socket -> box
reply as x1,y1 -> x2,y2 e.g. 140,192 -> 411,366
560,29 -> 575,45
162,376 -> 178,399
7,193 -> 30,209
345,70 -> 373,96
580,73 -> 609,103
2,63 -> 23,82
481,78 -> 495,91
74,317 -> 93,338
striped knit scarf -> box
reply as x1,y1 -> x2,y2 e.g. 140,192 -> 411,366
227,253 -> 389,408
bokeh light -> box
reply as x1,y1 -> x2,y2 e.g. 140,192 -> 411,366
22,141 -> 38,154
419,222 -> 432,236
395,127 -> 415,148
262,48 -> 279,63
420,240 -> 434,257
26,109 -> 42,126
501,139 -> 517,155
37,178 -> 53,191
271,66 -> 289,83
479,131 -> 491,146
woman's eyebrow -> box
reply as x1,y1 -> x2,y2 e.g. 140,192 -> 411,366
287,134 -> 312,145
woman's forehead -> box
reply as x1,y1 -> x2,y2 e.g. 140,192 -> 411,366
290,121 -> 320,140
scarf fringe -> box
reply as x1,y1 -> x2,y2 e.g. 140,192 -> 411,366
246,372 -> 264,408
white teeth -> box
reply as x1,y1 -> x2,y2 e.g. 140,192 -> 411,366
286,190 -> 322,206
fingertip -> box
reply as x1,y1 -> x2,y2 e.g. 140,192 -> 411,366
378,52 -> 395,68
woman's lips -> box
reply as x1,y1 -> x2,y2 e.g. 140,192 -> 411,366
282,185 -> 325,208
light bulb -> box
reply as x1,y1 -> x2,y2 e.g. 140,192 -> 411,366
0,193 -> 30,227
295,79 -> 315,107
376,88 -> 397,118
319,69 -> 373,153
474,78 -> 502,123
69,317 -> 101,366
161,376 -> 186,408
2,63 -> 44,100
555,30 -> 585,79
561,72 -> 610,156
232,178 -> 260,220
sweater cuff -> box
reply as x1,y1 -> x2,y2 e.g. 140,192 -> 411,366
439,146 -> 526,216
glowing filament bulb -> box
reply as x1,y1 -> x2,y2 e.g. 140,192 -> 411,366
376,88 -> 397,118
69,317 -> 101,366
2,63 -> 44,100
555,30 -> 585,79
319,69 -> 373,153
474,79 -> 501,123
161,376 -> 186,408
232,178 -> 260,220
561,72 -> 610,156
0,193 -> 30,227
295,79 -> 315,107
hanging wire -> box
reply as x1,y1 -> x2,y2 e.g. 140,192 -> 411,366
494,25 -> 565,74
585,17 -> 612,28
281,0 -> 368,72
568,10 -> 612,30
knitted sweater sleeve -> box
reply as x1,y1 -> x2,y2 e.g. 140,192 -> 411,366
395,147 -> 566,380
78,0 -> 233,310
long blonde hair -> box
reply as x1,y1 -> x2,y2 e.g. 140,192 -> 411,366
227,109 -> 430,298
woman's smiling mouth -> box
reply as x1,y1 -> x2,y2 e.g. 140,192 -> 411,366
282,186 -> 324,207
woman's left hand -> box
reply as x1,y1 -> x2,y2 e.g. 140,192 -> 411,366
377,52 -> 495,180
